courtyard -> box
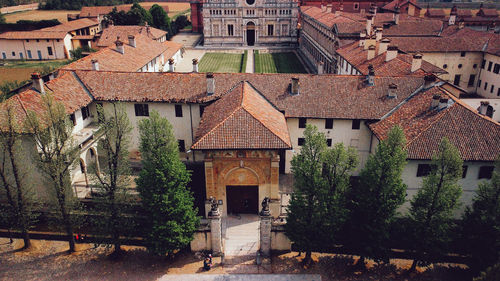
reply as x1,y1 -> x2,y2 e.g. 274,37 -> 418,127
198,52 -> 246,73
254,52 -> 307,74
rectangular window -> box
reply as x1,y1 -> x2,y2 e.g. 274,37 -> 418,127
27,50 -> 32,59
47,47 -> 53,56
488,61 -> 493,71
491,85 -> 495,93
69,113 -> 76,126
453,74 -> 461,86
282,24 -> 289,36
494,63 -> 500,74
416,164 -> 432,177
11,51 -> 15,57
325,118 -> 333,129
352,119 -> 361,130
478,166 -> 494,179
478,79 -> 482,88
462,165 -> 468,178
481,60 -> 486,69
485,82 -> 488,90
175,104 -> 183,117
298,118 -> 307,128
460,51 -> 466,57
81,106 -> 89,120
178,140 -> 185,152
1,53 -> 5,59
498,88 -> 500,96
298,138 -> 305,146
228,24 -> 234,36
134,104 -> 149,116
467,74 -> 475,87
267,24 -> 274,36
326,139 -> 332,147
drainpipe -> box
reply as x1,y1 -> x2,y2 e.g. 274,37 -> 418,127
189,104 -> 196,162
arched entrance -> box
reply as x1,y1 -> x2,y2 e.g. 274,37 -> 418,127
224,167 -> 259,215
246,22 -> 255,46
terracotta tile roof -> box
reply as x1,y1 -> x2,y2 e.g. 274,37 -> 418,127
457,9 -> 473,18
192,82 -> 291,150
40,18 -> 98,32
96,25 -> 167,47
425,9 -> 446,18
301,6 -> 365,34
79,3 -> 169,18
370,86 -> 500,161
381,20 -> 443,37
72,71 -> 426,120
61,33 -> 171,72
0,31 -> 69,39
336,42 -> 446,76
477,8 -> 499,18
382,0 -> 420,11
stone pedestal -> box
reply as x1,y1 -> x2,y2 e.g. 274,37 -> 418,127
209,214 -> 223,256
259,215 -> 272,257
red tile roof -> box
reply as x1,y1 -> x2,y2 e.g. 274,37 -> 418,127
370,86 -> 500,161
425,9 -> 446,18
192,82 -> 291,150
382,0 -> 420,12
0,31 -> 69,39
477,8 -> 499,18
40,18 -> 98,32
97,25 -> 167,47
301,6 -> 365,34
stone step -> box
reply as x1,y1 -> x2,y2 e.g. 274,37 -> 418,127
223,254 -> 256,265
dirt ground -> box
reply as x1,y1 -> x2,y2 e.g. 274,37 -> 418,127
0,238 -> 473,281
4,10 -> 75,23
0,68 -> 38,84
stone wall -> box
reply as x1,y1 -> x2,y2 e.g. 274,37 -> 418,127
271,222 -> 292,252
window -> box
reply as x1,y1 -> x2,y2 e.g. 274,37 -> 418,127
478,166 -> 494,179
458,64 -> 462,69
175,104 -> 183,117
478,79 -> 482,87
462,165 -> 468,178
36,39 -> 39,42
178,140 -> 186,152
497,88 -> 500,96
460,51 -> 466,57
473,64 -> 477,69
298,138 -> 305,146
481,60 -> 486,69
442,64 -> 448,69
282,24 -> 289,36
488,61 -> 493,71
27,50 -> 32,59
453,74 -> 461,86
352,119 -> 361,130
468,74 -> 475,87
46,39 -> 49,42
228,24 -> 234,36
494,63 -> 500,74
326,139 -> 332,147
26,39 -> 29,42
491,85 -> 495,93
1,53 -> 5,59
134,104 -> 149,116
47,47 -> 53,56
69,113 -> 76,126
81,106 -> 89,120
354,3 -> 359,10
416,164 -> 432,177
11,51 -> 15,57
267,24 -> 274,36
325,118 -> 333,129
56,39 -> 60,42
484,82 -> 488,90
298,118 -> 307,128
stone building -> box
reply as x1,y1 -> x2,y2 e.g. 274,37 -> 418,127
202,0 -> 299,47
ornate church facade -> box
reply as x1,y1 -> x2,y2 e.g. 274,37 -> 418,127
202,0 -> 299,46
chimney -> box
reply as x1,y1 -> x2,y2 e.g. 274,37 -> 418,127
366,65 -> 375,86
370,3 -> 377,16
424,74 -> 437,89
366,15 -> 373,36
321,2 -> 326,12
192,58 -> 199,73
335,4 -> 343,16
91,59 -> 99,71
317,61 -> 324,74
31,73 -> 45,94
291,78 -> 300,95
367,45 -> 376,60
364,35 -> 376,50
387,83 -> 397,99
411,54 -> 423,73
115,37 -> 124,54
375,27 -> 383,41
431,94 -> 440,108
206,72 -> 215,96
128,35 -> 136,48
326,4 -> 332,13
385,45 -> 398,62
438,98 -> 449,110
359,32 -> 366,47
168,58 -> 174,72
378,38 -> 390,55
449,6 -> 457,25
458,20 -> 465,29
478,101 -> 490,115
394,6 -> 400,25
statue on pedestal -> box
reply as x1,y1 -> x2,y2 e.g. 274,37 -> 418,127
208,196 -> 220,217
260,197 -> 271,216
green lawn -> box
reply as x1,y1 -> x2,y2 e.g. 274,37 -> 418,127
198,53 -> 245,73
0,59 -> 71,69
254,51 -> 307,73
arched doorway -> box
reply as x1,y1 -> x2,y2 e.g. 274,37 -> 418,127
246,22 -> 255,46
224,167 -> 259,215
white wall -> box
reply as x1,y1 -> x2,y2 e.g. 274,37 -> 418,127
0,34 -> 71,60
477,53 -> 500,98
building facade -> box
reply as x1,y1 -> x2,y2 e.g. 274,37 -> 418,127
202,0 -> 299,47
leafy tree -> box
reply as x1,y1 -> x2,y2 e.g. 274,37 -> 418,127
408,138 -> 463,271
149,4 -> 170,30
136,110 -> 199,256
462,159 -> 500,273
174,15 -> 190,30
89,103 -> 133,256
0,101 -> 37,249
129,2 -> 152,26
285,124 -> 331,264
69,46 -> 97,60
0,13 -> 5,24
24,94 -> 80,252
346,126 -> 407,265
474,261 -> 500,281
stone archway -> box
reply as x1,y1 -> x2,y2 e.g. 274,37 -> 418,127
224,167 -> 260,215
246,22 -> 255,46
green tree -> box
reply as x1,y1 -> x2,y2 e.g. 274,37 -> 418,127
0,101 -> 37,249
129,2 -> 152,25
89,103 -> 133,256
462,159 -> 500,273
408,138 -> 463,271
24,94 -> 80,253
136,110 -> 199,256
149,4 -> 170,31
346,126 -> 407,265
0,13 -> 5,24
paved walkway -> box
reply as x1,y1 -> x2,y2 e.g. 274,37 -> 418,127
175,49 -> 206,72
245,49 -> 254,73
171,33 -> 202,48
224,214 -> 259,258
158,274 -> 322,281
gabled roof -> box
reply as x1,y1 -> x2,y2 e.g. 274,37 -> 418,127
370,86 -> 500,161
477,8 -> 499,18
192,82 -> 292,150
382,0 -> 420,12
0,31 -> 69,40
425,8 -> 446,18
301,6 -> 365,34
40,18 -> 98,32
97,25 -> 167,47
